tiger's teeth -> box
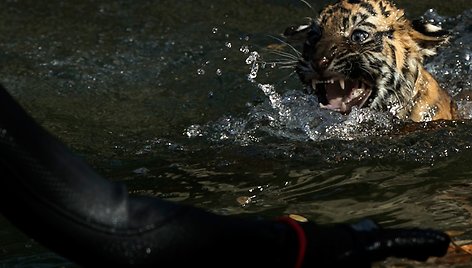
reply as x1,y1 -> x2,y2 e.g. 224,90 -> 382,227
313,79 -> 337,84
352,88 -> 363,97
339,79 -> 345,90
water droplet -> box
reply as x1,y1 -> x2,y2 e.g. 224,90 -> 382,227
225,42 -> 232,48
216,69 -> 222,76
212,27 -> 218,34
185,125 -> 203,138
146,248 -> 151,254
245,51 -> 259,64
240,45 -> 250,54
197,68 -> 205,75
248,65 -> 259,80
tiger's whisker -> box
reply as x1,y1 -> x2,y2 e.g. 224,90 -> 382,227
263,60 -> 298,65
267,35 -> 302,56
268,50 -> 299,60
299,0 -> 313,10
253,56 -> 297,70
278,65 -> 297,69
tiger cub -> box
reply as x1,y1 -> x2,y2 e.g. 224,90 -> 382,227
290,0 -> 456,122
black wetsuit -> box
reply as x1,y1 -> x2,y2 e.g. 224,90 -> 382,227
0,84 -> 450,267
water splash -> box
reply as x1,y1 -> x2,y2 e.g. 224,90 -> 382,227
245,51 -> 260,81
186,88 -> 397,144
257,83 -> 291,118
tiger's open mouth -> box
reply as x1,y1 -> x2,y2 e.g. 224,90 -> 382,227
311,79 -> 373,114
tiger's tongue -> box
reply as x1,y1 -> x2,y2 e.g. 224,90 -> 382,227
324,80 -> 358,113
322,80 -> 372,113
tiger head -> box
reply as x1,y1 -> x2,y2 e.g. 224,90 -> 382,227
292,0 -> 450,119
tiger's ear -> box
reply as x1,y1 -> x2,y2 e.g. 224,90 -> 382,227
283,18 -> 315,39
284,20 -> 322,61
411,19 -> 450,56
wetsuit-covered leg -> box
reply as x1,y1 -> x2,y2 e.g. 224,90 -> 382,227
0,84 -> 299,267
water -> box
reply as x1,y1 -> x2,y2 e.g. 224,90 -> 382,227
0,1 -> 471,267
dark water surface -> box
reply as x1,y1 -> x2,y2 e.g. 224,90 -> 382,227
0,0 -> 471,267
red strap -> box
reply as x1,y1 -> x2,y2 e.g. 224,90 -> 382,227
278,216 -> 307,268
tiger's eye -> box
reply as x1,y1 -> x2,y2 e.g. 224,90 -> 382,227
350,29 -> 369,43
